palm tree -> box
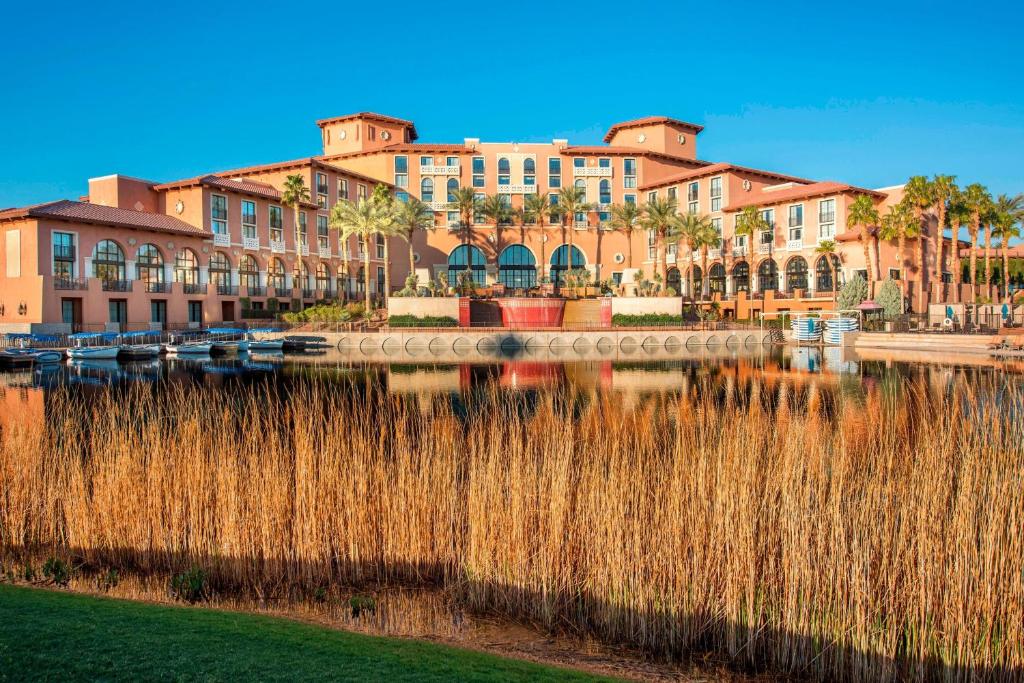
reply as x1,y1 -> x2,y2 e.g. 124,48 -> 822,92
992,193 -> 1024,300
903,176 -> 935,308
689,216 -> 720,300
478,194 -> 513,260
945,191 -> 971,303
524,193 -> 556,282
962,183 -> 991,302
641,196 -> 680,283
878,200 -> 918,299
558,186 -> 591,272
847,194 -> 880,294
447,187 -> 479,247
609,202 -> 642,269
930,175 -> 958,302
329,196 -> 389,312
393,197 -> 433,281
677,212 -> 714,299
814,239 -> 840,303
734,206 -> 770,274
281,174 -> 311,251
371,185 -> 397,300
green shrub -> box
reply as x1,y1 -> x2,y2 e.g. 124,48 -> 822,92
42,557 -> 71,587
612,313 -> 684,327
281,302 -> 365,324
875,278 -> 904,318
388,315 -> 458,328
170,566 -> 209,603
349,594 -> 377,618
837,275 -> 869,310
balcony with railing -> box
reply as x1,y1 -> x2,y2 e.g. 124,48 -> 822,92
215,283 -> 238,296
242,236 -> 261,251
101,279 -> 131,292
54,277 -> 88,290
318,245 -> 332,259
270,240 -> 286,254
144,281 -> 170,293
298,244 -> 310,257
246,286 -> 267,297
182,283 -> 204,295
786,239 -> 804,251
420,164 -> 460,176
301,288 -> 315,299
572,166 -> 613,177
212,233 -> 231,247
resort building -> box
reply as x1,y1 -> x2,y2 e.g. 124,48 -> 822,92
0,111 -> 953,333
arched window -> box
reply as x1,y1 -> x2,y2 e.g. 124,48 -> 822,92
732,261 -> 750,293
498,245 -> 537,289
447,244 -> 487,286
136,244 -> 164,288
239,255 -> 260,291
316,262 -> 330,292
209,252 -> 231,286
446,178 -> 459,202
294,261 -> 311,292
336,264 -> 347,297
666,267 -> 681,294
709,263 -> 726,295
268,258 -> 286,290
785,257 -> 808,291
816,254 -> 842,292
758,259 -> 779,291
691,265 -> 703,295
93,240 -> 125,282
574,178 -> 586,200
523,158 -> 536,174
175,248 -> 199,285
498,158 -> 511,174
421,177 -> 434,203
549,244 -> 585,286
599,179 -> 611,205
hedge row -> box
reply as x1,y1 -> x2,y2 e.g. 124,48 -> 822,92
611,313 -> 685,327
387,315 -> 459,328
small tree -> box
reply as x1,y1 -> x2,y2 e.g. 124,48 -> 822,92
837,275 -> 869,310
875,278 -> 904,318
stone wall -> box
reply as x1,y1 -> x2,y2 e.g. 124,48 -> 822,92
387,296 -> 461,320
611,297 -> 683,317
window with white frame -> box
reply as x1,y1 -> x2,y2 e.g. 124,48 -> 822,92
624,194 -> 636,205
474,193 -> 486,223
623,158 -> 636,188
393,156 -> 408,188
759,208 -> 775,244
524,158 -> 536,186
687,182 -> 699,214
647,190 -> 657,203
818,199 -> 836,239
472,157 -> 485,188
316,173 -> 328,209
420,156 -> 433,168
497,157 -> 511,185
711,217 -> 722,248
647,230 -> 656,259
317,214 -> 329,250
733,214 -> 747,249
788,204 -> 803,241
211,194 -> 228,234
297,211 -> 307,247
598,157 -> 611,170
357,184 -> 367,201
573,158 -> 585,170
269,205 -> 283,242
667,186 -> 677,202
241,200 -> 257,239
548,158 -> 561,188
375,233 -> 385,259
446,156 -> 459,166
710,177 -> 722,212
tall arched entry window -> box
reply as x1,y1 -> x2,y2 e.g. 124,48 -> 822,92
175,248 -> 199,286
498,245 -> 537,289
446,178 -> 459,202
239,255 -> 260,291
209,252 -> 231,289
666,267 -> 681,294
732,261 -> 750,293
549,244 -> 585,286
816,254 -> 842,292
316,263 -> 330,292
785,257 -> 808,291
93,240 -> 125,282
758,259 -> 778,291
268,258 -> 286,290
709,263 -> 726,295
136,244 -> 164,291
420,177 -> 433,203
447,244 -> 487,286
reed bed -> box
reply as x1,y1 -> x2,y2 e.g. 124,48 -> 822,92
1,376 -> 1022,681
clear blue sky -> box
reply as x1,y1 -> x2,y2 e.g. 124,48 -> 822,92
1,0 -> 1022,209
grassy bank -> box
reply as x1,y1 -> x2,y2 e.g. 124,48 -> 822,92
1,378 -> 1022,681
0,584 -> 608,681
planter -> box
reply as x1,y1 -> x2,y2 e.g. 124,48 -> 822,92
498,298 -> 566,327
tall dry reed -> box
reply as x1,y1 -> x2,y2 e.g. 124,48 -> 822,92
1,377 -> 1021,681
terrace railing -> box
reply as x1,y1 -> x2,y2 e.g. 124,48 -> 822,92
54,277 -> 88,290
101,280 -> 131,292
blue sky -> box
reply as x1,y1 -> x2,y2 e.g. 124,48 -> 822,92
1,0 -> 1022,209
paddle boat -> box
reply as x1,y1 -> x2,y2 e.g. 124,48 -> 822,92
0,333 -> 64,365
281,335 -> 329,352
246,328 -> 285,352
164,331 -> 213,356
118,330 -> 162,360
67,332 -> 121,360
207,327 -> 250,355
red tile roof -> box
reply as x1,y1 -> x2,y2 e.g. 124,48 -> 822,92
0,200 -> 208,236
152,175 -> 318,208
315,112 -> 418,141
321,143 -> 469,161
725,182 -> 887,212
207,156 -> 393,189
640,163 -> 815,191
603,116 -> 704,143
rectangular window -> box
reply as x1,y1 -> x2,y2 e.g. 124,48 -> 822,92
710,177 -> 722,212
623,158 -> 637,188
598,157 -> 611,168
647,191 -> 657,203
108,299 -> 127,324
711,217 -> 722,246
474,193 -> 486,223
446,156 -> 458,166
317,215 -> 329,250
357,184 -> 367,201
211,194 -> 228,234
788,204 -> 803,241
53,231 -> 75,279
889,268 -> 901,280
647,230 -> 656,259
472,157 -> 485,188
338,178 -> 349,201
667,187 -> 677,202
447,211 -> 459,226
188,301 -> 203,324
297,211 -> 307,247
573,158 -> 585,169
375,234 -> 385,259
420,156 -> 433,167
548,157 -> 561,189
687,181 -> 699,214
624,194 -> 636,205
316,172 -> 328,209
393,156 -> 408,188
241,200 -> 257,239
269,205 -> 283,241
818,199 -> 835,239
759,209 -> 775,245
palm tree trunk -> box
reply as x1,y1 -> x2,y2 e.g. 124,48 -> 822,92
627,229 -> 634,269
687,243 -> 695,303
539,221 -> 547,284
951,223 -> 961,304
383,237 -> 391,301
860,230 -> 873,293
408,240 -> 416,281
984,223 -> 993,297
1002,243 -> 1010,302
897,235 -> 907,298
933,212 -> 943,304
918,229 -> 927,313
701,249 -> 709,299
969,225 -> 979,303
340,237 -> 350,303
829,258 -> 837,304
363,238 -> 372,312
658,230 -> 668,288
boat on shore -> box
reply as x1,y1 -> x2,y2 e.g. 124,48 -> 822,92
247,328 -> 285,351
207,328 -> 250,355
67,332 -> 121,360
281,335 -> 328,352
1,334 -> 64,366
118,331 -> 162,360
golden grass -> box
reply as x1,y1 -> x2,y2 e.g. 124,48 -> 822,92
1,376 -> 1022,681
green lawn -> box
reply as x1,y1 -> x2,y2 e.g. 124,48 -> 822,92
0,585 -> 613,682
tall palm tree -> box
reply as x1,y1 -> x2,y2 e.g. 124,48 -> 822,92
447,187 -> 479,247
847,194 -> 880,294
903,176 -> 935,308
609,202 -> 642,269
524,193 -> 556,281
393,197 -> 433,281
371,184 -> 397,300
878,200 -> 918,299
734,206 -> 770,276
945,191 -> 971,303
690,216 -> 720,300
930,175 -> 958,302
814,239 -> 840,303
281,174 -> 311,251
677,212 -> 714,299
992,193 -> 1024,300
641,196 -> 680,283
558,186 -> 591,272
329,196 -> 390,312
478,194 -> 513,260
962,183 -> 991,302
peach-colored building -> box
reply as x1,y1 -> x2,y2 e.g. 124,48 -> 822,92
0,111 -> 950,333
